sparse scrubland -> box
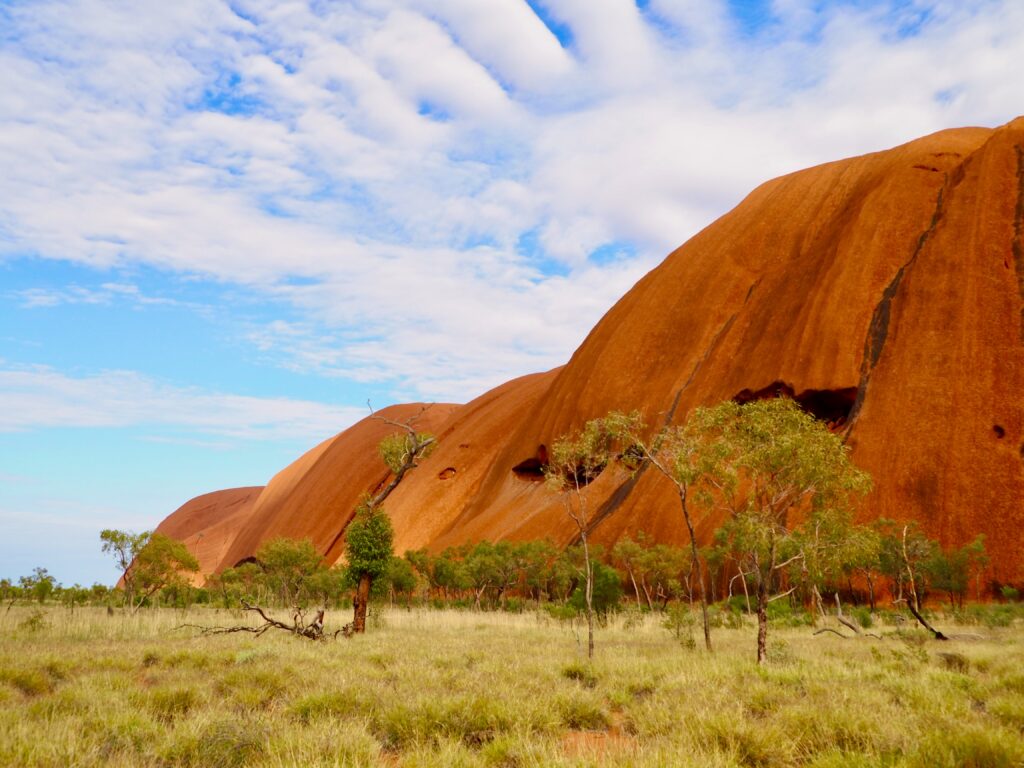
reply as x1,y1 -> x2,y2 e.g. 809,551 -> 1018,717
2,604 -> 1023,768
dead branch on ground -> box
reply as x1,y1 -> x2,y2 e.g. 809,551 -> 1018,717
178,602 -> 352,640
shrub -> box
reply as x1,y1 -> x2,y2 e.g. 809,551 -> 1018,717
148,687 -> 199,722
558,694 -> 609,730
18,610 -> 48,633
289,690 -> 373,723
909,725 -> 1024,768
162,718 -> 267,768
4,668 -> 52,696
662,603 -> 697,649
850,606 -> 873,629
561,661 -> 598,688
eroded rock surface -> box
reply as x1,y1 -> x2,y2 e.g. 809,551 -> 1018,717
163,119 -> 1024,585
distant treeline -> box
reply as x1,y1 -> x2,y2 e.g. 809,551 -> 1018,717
2,522 -> 1009,614
202,521 -> 999,615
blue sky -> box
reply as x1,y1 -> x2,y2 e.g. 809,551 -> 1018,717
1,0 -> 1021,586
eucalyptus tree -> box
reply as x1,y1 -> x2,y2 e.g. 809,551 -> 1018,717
699,398 -> 871,663
546,416 -> 624,659
343,407 -> 436,633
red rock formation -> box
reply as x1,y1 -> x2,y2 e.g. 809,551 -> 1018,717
217,402 -> 459,570
164,118 -> 1024,586
154,486 -> 262,585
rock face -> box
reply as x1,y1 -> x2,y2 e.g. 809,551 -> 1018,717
154,486 -> 263,585
166,118 -> 1024,585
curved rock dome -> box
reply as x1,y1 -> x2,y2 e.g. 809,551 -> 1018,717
163,118 -> 1024,586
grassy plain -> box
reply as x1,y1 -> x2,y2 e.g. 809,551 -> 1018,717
1,604 -> 1022,767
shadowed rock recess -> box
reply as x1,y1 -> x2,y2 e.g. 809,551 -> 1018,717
160,119 -> 1024,586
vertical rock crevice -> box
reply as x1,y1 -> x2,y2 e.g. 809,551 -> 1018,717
847,181 -> 949,428
1012,145 -> 1024,343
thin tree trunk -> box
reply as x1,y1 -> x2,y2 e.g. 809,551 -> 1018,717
756,577 -> 769,665
627,568 -> 641,609
641,579 -> 654,610
352,573 -> 371,633
678,488 -> 712,652
582,532 -> 594,660
905,597 -> 949,641
740,570 -> 752,614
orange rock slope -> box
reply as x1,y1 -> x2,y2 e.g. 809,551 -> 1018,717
165,118 -> 1024,585
154,486 -> 263,585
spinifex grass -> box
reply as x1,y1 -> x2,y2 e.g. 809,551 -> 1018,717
0,605 -> 1022,767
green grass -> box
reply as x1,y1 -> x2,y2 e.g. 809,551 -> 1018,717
0,605 -> 1022,766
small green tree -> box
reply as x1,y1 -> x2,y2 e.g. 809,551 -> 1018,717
694,398 -> 871,664
569,560 -> 623,615
341,407 -> 436,634
386,556 -> 418,607
797,506 -> 880,620
344,502 -> 395,633
100,529 -> 152,609
604,410 -> 726,652
926,535 -> 988,610
874,519 -> 935,610
546,417 -> 622,659
128,534 -> 199,613
254,537 -> 343,612
18,567 -> 56,604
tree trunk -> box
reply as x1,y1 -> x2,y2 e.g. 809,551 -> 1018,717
627,568 -> 641,609
905,596 -> 949,641
866,573 -> 876,613
756,578 -> 769,664
352,572 -> 371,634
641,580 -> 654,610
677,488 -> 713,652
740,571 -> 752,614
580,532 -> 595,660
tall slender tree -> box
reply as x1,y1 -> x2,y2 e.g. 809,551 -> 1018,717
546,416 -> 622,659
343,406 -> 436,633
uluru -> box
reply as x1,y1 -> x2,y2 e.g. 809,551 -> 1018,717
159,118 -> 1024,589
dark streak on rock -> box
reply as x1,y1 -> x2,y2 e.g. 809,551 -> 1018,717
580,310 -> 741,542
847,180 -> 948,430
1013,145 -> 1024,343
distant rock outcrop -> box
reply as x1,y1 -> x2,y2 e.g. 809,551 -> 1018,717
154,486 -> 263,585
164,118 -> 1024,586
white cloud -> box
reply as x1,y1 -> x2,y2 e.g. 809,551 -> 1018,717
1,0 -> 1022,403
12,282 -> 182,309
0,364 -> 363,441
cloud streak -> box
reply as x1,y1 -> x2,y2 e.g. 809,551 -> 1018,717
0,364 -> 363,441
1,0 -> 1022,402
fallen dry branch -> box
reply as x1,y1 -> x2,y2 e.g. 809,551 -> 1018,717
894,598 -> 949,641
178,602 -> 353,641
814,627 -> 849,638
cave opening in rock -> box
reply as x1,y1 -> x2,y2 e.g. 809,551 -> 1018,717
512,445 -> 549,481
511,457 -> 546,481
733,381 -> 857,429
994,425 -> 1006,439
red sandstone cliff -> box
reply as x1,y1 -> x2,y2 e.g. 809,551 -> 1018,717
163,118 -> 1024,585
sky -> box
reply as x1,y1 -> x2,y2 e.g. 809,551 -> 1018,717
1,0 -> 1022,587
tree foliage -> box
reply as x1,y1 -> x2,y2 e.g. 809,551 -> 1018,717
127,533 -> 199,613
689,397 -> 871,663
345,503 -> 395,585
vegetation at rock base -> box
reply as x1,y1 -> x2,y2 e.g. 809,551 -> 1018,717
1,605 -> 1023,767
100,530 -> 199,613
4,396 -> 1020,765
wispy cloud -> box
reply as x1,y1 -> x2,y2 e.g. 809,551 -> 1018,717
1,0 -> 1021,400
0,364 -> 363,441
13,282 -> 182,309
